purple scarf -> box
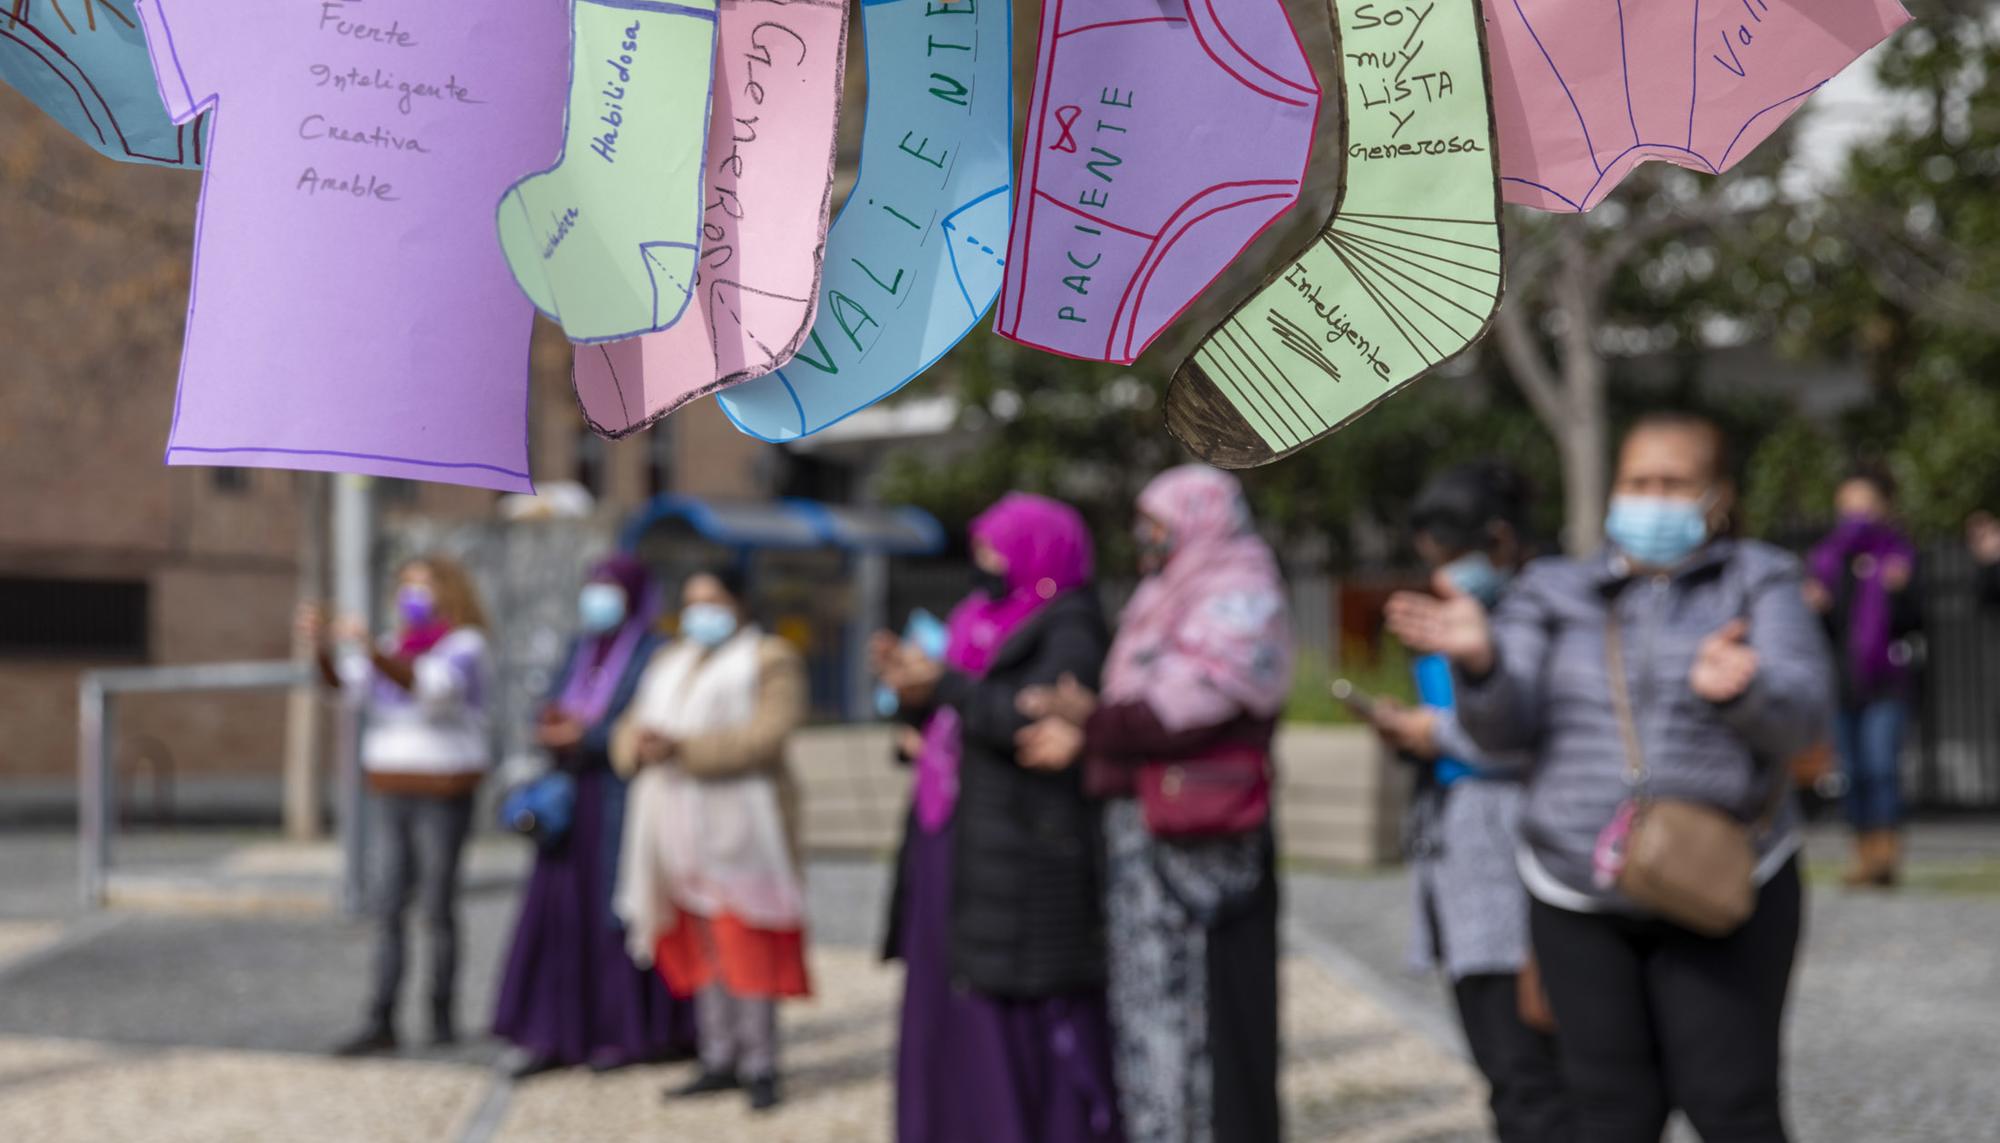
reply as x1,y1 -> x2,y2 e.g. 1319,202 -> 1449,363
1809,517 -> 1916,696
914,494 -> 1095,833
555,554 -> 660,727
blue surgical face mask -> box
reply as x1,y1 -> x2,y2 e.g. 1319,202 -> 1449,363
578,583 -> 628,635
1605,495 -> 1712,568
681,602 -> 740,648
1441,552 -> 1509,608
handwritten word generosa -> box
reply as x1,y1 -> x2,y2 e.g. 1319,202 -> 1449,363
308,64 -> 482,116
591,23 -> 644,163
703,21 -> 815,276
318,1 -> 419,48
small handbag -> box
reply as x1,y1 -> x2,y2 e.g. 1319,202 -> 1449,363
1603,617 -> 1783,937
498,770 -> 577,847
1137,743 -> 1273,840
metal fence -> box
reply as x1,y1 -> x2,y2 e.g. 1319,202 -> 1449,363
1915,541 -> 2000,810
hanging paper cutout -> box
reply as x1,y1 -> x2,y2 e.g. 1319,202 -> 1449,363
993,0 -> 1318,365
498,0 -> 718,342
2,0 -> 202,167
1488,0 -> 1910,213
716,0 -> 1011,443
135,0 -> 569,492
1167,0 -> 1503,467
571,0 -> 848,438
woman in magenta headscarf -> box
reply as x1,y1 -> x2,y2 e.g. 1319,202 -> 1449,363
1806,467 -> 1920,887
878,493 -> 1124,1143
1019,466 -> 1295,1143
491,554 -> 698,1077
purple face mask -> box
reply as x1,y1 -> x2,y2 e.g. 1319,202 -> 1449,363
397,584 -> 437,626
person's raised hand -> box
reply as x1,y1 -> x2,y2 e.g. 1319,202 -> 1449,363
1882,555 -> 1914,593
885,646 -> 944,707
867,630 -> 901,678
1690,619 -> 1759,705
1969,512 -> 2000,565
1801,578 -> 1833,613
1368,697 -> 1441,760
537,714 -> 585,750
635,729 -> 678,765
1385,571 -> 1495,676
1015,717 -> 1086,772
1017,673 -> 1098,724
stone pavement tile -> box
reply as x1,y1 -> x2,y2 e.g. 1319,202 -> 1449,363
0,1037 -> 487,1143
0,921 -> 64,972
496,946 -> 898,1143
1282,958 -> 1487,1142
496,947 -> 1486,1143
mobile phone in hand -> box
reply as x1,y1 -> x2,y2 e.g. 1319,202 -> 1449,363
1331,679 -> 1378,721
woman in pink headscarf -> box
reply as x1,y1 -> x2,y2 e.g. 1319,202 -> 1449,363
1019,466 -> 1295,1143
877,493 -> 1124,1143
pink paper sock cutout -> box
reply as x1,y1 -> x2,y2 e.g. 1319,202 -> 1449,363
993,0 -> 1320,365
572,0 -> 847,438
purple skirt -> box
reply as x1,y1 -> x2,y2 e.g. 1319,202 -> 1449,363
896,820 -> 1124,1143
492,765 -> 696,1067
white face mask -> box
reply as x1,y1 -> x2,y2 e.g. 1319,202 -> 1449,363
680,602 -> 740,648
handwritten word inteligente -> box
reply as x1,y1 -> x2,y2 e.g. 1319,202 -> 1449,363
308,64 -> 482,115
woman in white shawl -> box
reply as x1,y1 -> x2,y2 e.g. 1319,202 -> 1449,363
611,567 -> 809,1114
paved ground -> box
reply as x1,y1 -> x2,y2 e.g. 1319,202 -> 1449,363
1,824 -> 1997,1141
0,832 -> 1487,1142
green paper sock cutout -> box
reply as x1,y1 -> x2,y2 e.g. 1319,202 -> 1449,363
498,0 -> 719,343
1166,0 -> 1504,467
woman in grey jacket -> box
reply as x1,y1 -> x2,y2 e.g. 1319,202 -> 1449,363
1389,413 -> 1832,1143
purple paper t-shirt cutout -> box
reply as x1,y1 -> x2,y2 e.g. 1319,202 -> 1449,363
994,0 -> 1319,365
135,0 -> 569,492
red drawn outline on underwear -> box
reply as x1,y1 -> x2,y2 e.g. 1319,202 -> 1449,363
1032,189 -> 1157,241
997,0 -> 1322,355
992,0 -> 1320,361
1,11 -> 201,165
1184,0 -> 1313,109
1195,0 -> 1317,100
1107,183 -> 1296,362
1056,16 -> 1186,40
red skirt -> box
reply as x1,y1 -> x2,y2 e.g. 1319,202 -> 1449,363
653,910 -> 813,1000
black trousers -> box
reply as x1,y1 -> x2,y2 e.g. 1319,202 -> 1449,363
1453,974 -> 1576,1143
1529,859 -> 1803,1143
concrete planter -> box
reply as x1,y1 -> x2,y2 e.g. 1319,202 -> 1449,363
791,723 -> 1407,869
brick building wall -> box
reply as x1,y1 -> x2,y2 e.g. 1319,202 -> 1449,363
0,87 -> 770,788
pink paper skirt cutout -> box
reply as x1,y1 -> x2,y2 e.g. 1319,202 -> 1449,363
1487,0 -> 1909,213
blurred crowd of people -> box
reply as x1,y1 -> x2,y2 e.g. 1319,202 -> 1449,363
289,408 -> 1992,1142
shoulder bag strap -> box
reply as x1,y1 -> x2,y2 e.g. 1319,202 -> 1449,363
1603,611 -> 1648,795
